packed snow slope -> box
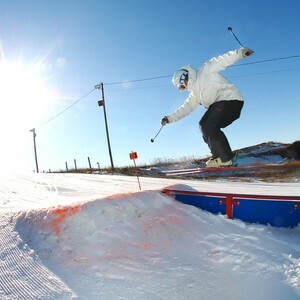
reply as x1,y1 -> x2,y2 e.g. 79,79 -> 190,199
0,171 -> 300,300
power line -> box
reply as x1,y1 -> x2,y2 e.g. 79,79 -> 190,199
104,54 -> 300,86
107,83 -> 171,92
229,66 -> 300,78
41,87 -> 96,126
231,54 -> 300,68
105,74 -> 172,86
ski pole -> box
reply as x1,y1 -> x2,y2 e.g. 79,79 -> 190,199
150,125 -> 164,143
227,27 -> 244,47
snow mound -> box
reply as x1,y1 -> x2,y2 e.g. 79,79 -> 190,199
12,190 -> 300,299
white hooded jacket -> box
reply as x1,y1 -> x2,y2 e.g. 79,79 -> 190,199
167,48 -> 245,123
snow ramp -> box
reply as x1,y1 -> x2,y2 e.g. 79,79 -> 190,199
3,190 -> 300,299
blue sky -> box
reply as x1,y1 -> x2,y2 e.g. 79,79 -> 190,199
0,0 -> 300,172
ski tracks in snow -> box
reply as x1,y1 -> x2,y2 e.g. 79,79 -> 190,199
0,213 -> 74,300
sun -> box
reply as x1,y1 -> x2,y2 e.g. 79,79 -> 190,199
0,59 -> 54,131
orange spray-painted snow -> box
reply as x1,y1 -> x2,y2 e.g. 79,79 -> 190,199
50,205 -> 81,235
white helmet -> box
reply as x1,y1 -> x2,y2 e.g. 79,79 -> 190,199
172,68 -> 189,90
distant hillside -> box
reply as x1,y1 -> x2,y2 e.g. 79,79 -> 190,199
236,140 -> 300,161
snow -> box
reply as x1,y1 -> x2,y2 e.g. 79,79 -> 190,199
0,172 -> 300,299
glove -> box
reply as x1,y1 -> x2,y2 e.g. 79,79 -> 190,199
161,116 -> 169,126
241,47 -> 254,58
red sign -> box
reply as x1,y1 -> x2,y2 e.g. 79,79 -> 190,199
129,151 -> 138,160
129,151 -> 141,190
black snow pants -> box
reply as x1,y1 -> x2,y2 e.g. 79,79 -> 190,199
199,100 -> 244,162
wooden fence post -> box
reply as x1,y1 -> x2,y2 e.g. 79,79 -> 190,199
74,159 -> 77,171
88,157 -> 92,170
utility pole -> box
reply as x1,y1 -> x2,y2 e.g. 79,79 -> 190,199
95,82 -> 114,169
30,128 -> 39,173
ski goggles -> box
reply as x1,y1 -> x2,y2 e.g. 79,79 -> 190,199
178,72 -> 189,90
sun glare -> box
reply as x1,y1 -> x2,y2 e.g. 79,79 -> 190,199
0,59 -> 54,131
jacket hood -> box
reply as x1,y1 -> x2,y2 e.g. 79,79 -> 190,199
179,64 -> 197,91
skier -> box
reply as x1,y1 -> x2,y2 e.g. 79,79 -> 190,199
161,47 -> 254,167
